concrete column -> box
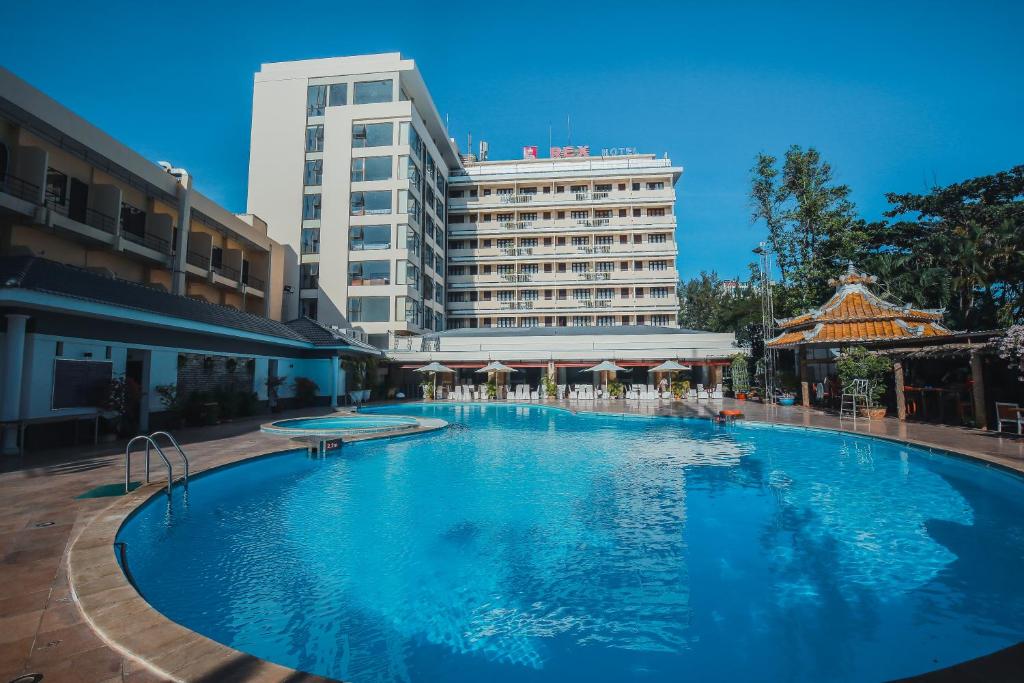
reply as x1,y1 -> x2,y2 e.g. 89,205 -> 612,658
799,347 -> 810,407
1,314 -> 30,455
330,355 -> 340,409
893,360 -> 907,421
970,351 -> 987,430
171,172 -> 193,296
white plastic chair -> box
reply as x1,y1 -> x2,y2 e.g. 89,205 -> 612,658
996,402 -> 1023,434
840,379 -> 870,421
711,384 -> 723,400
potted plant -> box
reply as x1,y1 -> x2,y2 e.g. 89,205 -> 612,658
607,380 -> 625,398
837,347 -> 892,419
731,354 -> 750,400
485,379 -> 497,399
542,374 -> 557,400
671,379 -> 690,399
100,375 -> 140,438
420,381 -> 435,400
292,377 -> 319,407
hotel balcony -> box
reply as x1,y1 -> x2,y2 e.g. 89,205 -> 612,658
447,241 -> 678,262
448,187 -> 676,211
446,297 -> 679,314
446,269 -> 678,288
448,214 -> 675,236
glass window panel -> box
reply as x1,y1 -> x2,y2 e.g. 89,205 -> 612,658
305,125 -> 324,152
348,260 -> 390,285
301,228 -> 320,254
328,83 -> 347,106
352,122 -> 394,148
306,85 -> 327,116
299,263 -> 319,289
303,159 -> 322,186
348,296 -> 390,322
302,193 -> 321,220
351,191 -> 392,216
351,155 -> 392,182
349,225 -> 391,250
353,79 -> 393,104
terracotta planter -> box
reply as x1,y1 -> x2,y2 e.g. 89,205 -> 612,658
736,393 -> 747,401
860,407 -> 887,419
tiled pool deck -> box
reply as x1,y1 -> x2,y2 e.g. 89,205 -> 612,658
1,399 -> 1023,682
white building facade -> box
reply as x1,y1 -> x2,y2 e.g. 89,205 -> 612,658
248,54 -> 458,349
446,152 -> 681,329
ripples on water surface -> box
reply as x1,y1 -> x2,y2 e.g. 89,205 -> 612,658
119,404 -> 1024,682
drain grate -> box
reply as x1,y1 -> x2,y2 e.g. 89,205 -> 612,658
33,522 -> 55,528
9,674 -> 44,683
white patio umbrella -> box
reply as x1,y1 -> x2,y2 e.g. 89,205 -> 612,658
414,362 -> 454,399
581,360 -> 627,395
649,360 -> 692,394
475,361 -> 519,398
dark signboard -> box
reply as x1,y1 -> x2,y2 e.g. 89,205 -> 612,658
52,359 -> 112,409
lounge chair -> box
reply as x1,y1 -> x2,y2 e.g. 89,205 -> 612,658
711,384 -> 723,400
996,402 -> 1023,434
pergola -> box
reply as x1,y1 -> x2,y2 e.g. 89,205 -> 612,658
766,266 -> 956,413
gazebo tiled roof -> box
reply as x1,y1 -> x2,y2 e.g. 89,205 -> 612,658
767,265 -> 953,348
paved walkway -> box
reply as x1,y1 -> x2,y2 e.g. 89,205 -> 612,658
1,400 -> 1022,682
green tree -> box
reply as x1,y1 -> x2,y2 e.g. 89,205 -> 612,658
750,146 -> 868,316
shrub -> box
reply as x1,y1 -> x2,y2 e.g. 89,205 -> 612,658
485,379 -> 497,399
731,354 -> 750,394
671,379 -> 690,399
607,380 -> 625,398
542,374 -> 557,398
837,347 -> 892,407
293,377 -> 319,407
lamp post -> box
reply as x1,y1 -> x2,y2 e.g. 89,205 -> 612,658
753,242 -> 778,403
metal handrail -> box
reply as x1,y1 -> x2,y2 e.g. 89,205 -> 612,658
148,431 -> 190,485
125,435 -> 173,494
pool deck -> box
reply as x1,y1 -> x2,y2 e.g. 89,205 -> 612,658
1,399 -> 1023,682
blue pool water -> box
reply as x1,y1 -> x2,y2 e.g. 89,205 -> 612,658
118,404 -> 1024,682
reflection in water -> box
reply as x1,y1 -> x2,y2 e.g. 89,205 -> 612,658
118,404 -> 1024,682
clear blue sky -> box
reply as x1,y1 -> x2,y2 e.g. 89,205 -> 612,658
3,1 -> 1022,280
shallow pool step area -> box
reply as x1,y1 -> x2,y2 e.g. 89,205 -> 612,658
76,481 -> 143,499
260,412 -> 448,454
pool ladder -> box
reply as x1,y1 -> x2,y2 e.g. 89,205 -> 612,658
124,431 -> 190,494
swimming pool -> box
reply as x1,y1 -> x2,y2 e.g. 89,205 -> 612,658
117,403 -> 1024,681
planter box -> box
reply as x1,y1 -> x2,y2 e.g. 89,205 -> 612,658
859,407 -> 887,419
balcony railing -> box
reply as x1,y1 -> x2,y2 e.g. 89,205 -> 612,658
500,220 -> 533,230
186,250 -> 210,269
500,273 -> 533,283
1,174 -> 40,203
213,263 -> 240,281
500,301 -> 534,310
44,191 -> 68,215
244,274 -> 266,290
500,247 -> 534,257
576,271 -> 612,281
499,193 -> 534,204
85,208 -> 117,234
121,229 -> 171,254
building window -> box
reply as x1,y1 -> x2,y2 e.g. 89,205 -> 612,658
573,289 -> 591,300
571,316 -> 590,327
351,156 -> 393,182
367,333 -> 389,349
648,208 -> 667,217
649,260 -> 668,271
302,193 -> 321,220
652,315 -> 672,326
352,122 -> 394,148
300,298 -> 318,319
348,296 -> 390,322
348,260 -> 390,285
521,290 -> 539,301
305,125 -> 324,152
351,191 -> 392,216
596,316 -> 614,327
651,287 -> 670,298
303,160 -> 323,186
596,262 -> 614,273
45,169 -> 68,206
349,225 -> 391,250
520,317 -> 539,328
306,85 -> 327,116
646,181 -> 666,190
571,236 -> 589,246
329,83 -> 347,106
300,263 -> 319,289
353,79 -> 393,104
649,233 -> 667,244
301,228 -> 320,254
497,317 -> 516,328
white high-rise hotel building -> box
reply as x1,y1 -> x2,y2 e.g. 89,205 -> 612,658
248,54 -> 680,347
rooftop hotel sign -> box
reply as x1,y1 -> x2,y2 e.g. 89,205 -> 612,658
550,145 -> 590,158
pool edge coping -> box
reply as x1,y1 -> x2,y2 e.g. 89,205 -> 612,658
67,401 -> 1024,682
67,414 -> 446,683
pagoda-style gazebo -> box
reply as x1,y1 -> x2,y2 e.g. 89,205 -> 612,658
767,265 -> 955,414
